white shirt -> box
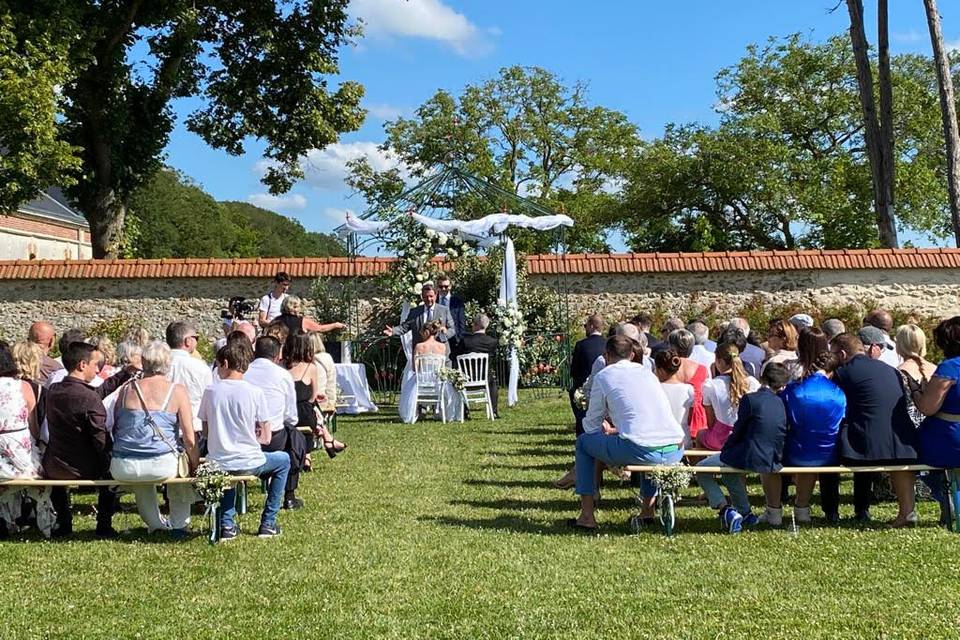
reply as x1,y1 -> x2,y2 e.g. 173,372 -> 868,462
199,379 -> 268,472
689,345 -> 716,374
702,374 -> 761,426
243,358 -> 298,432
169,349 -> 213,429
661,382 -> 695,444
879,336 -> 902,368
259,292 -> 288,323
44,368 -> 104,389
582,359 -> 684,447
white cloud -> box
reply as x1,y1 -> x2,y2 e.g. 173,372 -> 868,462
351,0 -> 496,56
893,29 -> 924,44
366,102 -> 406,120
246,192 -> 308,211
322,207 -> 357,225
298,141 -> 409,191
948,39 -> 960,52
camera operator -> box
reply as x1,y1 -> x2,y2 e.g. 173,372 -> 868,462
258,272 -> 291,328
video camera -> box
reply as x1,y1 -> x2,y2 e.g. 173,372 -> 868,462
221,296 -> 257,321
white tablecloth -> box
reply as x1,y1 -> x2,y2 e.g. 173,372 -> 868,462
335,363 -> 378,414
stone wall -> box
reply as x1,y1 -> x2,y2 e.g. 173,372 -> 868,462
0,266 -> 957,342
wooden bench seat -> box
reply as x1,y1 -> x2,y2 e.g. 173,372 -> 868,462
624,464 -> 941,474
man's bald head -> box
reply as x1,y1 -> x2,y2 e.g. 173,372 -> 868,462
864,309 -> 894,333
28,322 -> 55,352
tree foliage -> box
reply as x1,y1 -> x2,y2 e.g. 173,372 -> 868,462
347,66 -> 640,253
126,168 -> 344,258
620,34 -> 957,251
1,1 -> 365,257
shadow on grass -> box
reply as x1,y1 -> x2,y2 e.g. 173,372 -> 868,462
419,514 -> 584,536
485,462 -> 571,472
479,448 -> 572,458
463,478 -> 559,489
449,496 -> 637,512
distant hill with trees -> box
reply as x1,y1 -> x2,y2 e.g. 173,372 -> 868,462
125,168 -> 344,258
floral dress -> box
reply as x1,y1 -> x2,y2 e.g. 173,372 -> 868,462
0,377 -> 55,536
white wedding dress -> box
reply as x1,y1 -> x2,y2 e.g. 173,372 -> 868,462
398,333 -> 463,423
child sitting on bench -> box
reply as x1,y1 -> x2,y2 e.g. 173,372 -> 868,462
695,362 -> 792,533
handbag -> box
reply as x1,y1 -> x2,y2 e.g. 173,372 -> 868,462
131,381 -> 191,478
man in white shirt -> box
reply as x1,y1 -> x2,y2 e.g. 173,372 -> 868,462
244,335 -> 305,510
570,335 -> 685,531
166,321 -> 213,441
199,340 -> 290,540
687,321 -> 716,373
258,272 -> 291,328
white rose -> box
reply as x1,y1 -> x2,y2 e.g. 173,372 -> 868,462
448,249 -> 459,258
414,282 -> 424,294
437,232 -> 448,245
426,229 -> 436,238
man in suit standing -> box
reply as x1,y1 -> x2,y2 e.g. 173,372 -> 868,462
383,283 -> 456,350
436,274 -> 467,349
569,314 -> 607,436
453,313 -> 500,418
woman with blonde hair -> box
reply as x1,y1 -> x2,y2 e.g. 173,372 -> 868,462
698,343 -> 760,450
88,335 -> 117,380
307,332 -> 337,414
896,324 -> 937,408
11,342 -> 45,437
277,295 -> 346,336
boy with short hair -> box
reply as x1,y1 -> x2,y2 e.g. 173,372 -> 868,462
199,340 -> 290,540
696,362 -> 791,533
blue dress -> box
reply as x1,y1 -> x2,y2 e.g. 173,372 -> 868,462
919,357 -> 960,468
782,373 -> 846,466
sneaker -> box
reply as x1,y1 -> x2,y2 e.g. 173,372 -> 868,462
257,522 -> 282,538
740,511 -> 759,528
282,497 -> 305,511
219,525 -> 239,541
720,506 -> 743,534
757,507 -> 783,527
794,506 -> 811,523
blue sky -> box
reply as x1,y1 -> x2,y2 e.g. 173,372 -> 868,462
162,0 -> 960,244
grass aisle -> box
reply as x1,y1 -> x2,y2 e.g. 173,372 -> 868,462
1,393 -> 959,639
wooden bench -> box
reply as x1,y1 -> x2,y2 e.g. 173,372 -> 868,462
0,476 -> 258,544
621,463 -> 960,536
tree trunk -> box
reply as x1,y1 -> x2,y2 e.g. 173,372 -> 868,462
924,0 -> 960,246
846,0 -> 899,247
877,0 -> 897,246
83,187 -> 127,259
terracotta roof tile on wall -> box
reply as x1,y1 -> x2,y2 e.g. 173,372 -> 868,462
0,249 -> 959,280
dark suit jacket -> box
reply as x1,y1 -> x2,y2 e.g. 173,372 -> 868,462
393,304 -> 455,346
720,388 -> 787,473
570,334 -> 606,389
439,294 -> 467,341
454,331 -> 500,411
833,354 -> 916,462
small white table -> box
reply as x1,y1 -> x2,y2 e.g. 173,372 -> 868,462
335,363 -> 378,414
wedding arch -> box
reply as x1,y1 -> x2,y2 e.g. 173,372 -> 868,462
332,164 -> 574,409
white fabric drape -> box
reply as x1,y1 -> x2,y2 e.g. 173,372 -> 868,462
343,213 -> 390,235
410,212 -> 572,236
498,237 -> 520,406
398,333 -> 418,423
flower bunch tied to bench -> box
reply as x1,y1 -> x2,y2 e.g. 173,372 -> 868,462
647,464 -> 693,502
193,460 -> 231,506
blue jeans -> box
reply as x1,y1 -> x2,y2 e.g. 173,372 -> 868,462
696,453 -> 750,514
219,451 -> 291,530
575,432 -> 683,498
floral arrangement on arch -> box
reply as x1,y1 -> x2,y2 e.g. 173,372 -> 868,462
386,218 -> 476,303
493,299 -> 526,351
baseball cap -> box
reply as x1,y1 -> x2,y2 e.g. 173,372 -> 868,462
858,325 -> 891,348
789,313 -> 814,328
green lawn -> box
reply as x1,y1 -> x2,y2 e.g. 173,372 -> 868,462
1,393 -> 958,639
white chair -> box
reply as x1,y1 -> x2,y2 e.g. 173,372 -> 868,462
414,354 -> 448,423
456,352 -> 494,420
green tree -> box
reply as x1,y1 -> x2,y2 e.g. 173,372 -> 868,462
0,10 -> 80,213
347,66 -> 640,253
1,1 -> 365,258
621,34 -> 956,251
220,201 -> 345,257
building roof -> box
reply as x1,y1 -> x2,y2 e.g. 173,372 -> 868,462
0,248 -> 958,280
15,188 -> 88,228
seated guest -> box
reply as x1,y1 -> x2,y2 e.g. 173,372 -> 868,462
698,344 -> 760,451
286,332 -> 344,459
726,318 -> 765,377
859,325 -> 899,369
630,312 -> 663,352
244,336 -> 306,510
308,332 -> 338,416
452,314 -> 500,418
199,340 -> 290,540
109,341 -> 200,537
116,340 -> 143,370
784,350 -> 846,524
43,342 -> 135,538
863,309 -> 902,368
0,343 -> 55,538
831,333 -> 917,525
762,319 -> 799,377
659,318 -> 685,346
654,348 -> 694,446
569,335 -> 684,530
686,321 -> 716,371
821,318 -> 846,343
667,329 -> 708,441
27,321 -> 61,384
122,326 -> 151,347
167,321 -> 212,443
716,326 -> 759,378
414,321 -> 447,357
789,313 -> 814,332
44,328 -> 95,389
896,324 -> 936,427
696,363 -> 791,532
12,341 -> 45,432
275,295 -> 346,336
912,316 -> 960,521
89,335 -> 118,380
